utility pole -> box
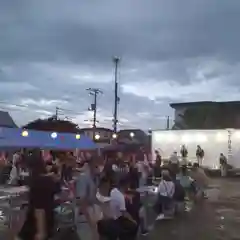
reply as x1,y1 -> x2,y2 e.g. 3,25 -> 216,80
113,56 -> 120,133
86,88 -> 103,137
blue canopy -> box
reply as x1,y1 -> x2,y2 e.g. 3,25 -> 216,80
0,127 -> 96,150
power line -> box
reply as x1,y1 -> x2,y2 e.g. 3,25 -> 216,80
113,56 -> 120,133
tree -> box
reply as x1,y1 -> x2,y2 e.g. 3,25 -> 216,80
23,116 -> 79,133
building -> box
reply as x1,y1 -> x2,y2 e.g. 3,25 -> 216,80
78,127 -> 151,150
170,101 -> 240,129
0,111 -> 18,128
117,129 -> 151,151
79,127 -> 114,147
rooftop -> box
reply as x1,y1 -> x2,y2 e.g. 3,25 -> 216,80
0,111 -> 18,128
170,101 -> 240,108
79,127 -> 113,132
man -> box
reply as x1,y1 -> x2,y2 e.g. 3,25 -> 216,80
155,150 -> 162,166
219,153 -> 228,177
137,158 -> 150,187
112,152 -> 129,185
153,152 -> 162,178
196,145 -> 204,166
110,178 -> 138,240
180,145 -> 188,166
169,151 -> 180,179
75,157 -> 100,240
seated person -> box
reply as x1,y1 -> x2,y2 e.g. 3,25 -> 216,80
110,178 -> 138,240
155,169 -> 175,220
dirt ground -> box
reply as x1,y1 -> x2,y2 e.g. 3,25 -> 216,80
149,178 -> 240,240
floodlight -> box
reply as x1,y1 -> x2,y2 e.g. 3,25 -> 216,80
22,130 -> 28,137
112,133 -> 117,139
51,132 -> 57,139
130,132 -> 135,138
95,134 -> 100,140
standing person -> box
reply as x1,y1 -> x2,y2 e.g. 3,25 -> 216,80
219,153 -> 228,177
112,152 -> 129,185
155,150 -> 162,166
128,159 -> 139,190
196,145 -> 204,166
169,151 -> 180,180
75,157 -> 100,240
153,152 -> 162,179
137,158 -> 150,187
180,145 -> 188,166
155,169 -> 175,220
18,150 -> 56,240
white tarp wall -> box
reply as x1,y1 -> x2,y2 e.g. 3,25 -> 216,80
229,129 -> 240,169
152,129 -> 229,169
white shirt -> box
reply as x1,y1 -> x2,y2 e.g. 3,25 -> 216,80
169,154 -> 179,164
8,166 -> 18,185
137,161 -> 149,179
110,188 -> 126,219
158,180 -> 175,197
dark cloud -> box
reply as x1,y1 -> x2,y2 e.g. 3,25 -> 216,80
0,0 -> 240,129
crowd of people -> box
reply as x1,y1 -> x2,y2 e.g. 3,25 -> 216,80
0,149 -> 210,240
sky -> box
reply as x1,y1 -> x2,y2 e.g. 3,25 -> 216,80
1,0 -> 240,130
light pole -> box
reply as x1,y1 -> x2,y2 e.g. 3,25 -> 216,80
113,56 -> 120,133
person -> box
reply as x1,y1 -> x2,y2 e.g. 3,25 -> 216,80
112,152 -> 129,186
176,166 -> 193,200
153,152 -> 162,179
8,159 -> 20,185
155,150 -> 162,166
110,178 -> 138,240
196,145 -> 204,165
75,156 -> 100,240
18,150 -> 56,240
128,159 -> 139,190
219,153 -> 228,177
137,158 -> 150,187
96,176 -> 117,240
125,177 -> 149,236
155,169 -> 175,220
168,151 -> 180,179
190,163 -> 209,200
180,145 -> 188,166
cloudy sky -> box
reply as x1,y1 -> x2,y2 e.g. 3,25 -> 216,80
1,0 -> 240,130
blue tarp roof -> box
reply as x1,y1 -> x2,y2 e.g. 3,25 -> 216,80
0,127 -> 96,150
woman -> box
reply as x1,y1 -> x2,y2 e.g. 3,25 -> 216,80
155,169 -> 175,220
18,150 -> 56,240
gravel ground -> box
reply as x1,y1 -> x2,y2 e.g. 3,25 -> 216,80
148,178 -> 240,240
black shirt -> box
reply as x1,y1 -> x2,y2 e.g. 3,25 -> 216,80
19,175 -> 55,240
128,166 -> 139,189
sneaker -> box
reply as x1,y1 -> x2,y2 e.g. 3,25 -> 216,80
156,213 -> 165,220
141,229 -> 149,236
